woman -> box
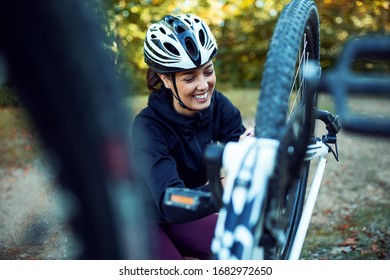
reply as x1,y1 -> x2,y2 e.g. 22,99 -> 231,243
132,14 -> 253,259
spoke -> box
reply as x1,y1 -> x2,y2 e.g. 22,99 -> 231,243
289,35 -> 307,101
289,34 -> 310,118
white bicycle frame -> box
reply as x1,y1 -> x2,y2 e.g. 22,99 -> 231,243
212,137 -> 331,260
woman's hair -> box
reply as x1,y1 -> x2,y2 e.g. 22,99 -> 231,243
146,68 -> 163,92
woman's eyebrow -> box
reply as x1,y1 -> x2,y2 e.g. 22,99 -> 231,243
180,70 -> 195,76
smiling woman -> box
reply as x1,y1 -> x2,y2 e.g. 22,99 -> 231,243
159,61 -> 216,115
132,14 -> 253,260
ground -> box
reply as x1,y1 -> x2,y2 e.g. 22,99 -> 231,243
0,94 -> 388,259
300,94 -> 389,259
301,128 -> 389,259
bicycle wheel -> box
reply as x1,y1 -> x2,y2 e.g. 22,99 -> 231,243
0,0 -> 150,259
255,0 -> 320,259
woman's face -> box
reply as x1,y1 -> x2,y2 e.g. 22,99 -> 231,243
160,61 -> 216,116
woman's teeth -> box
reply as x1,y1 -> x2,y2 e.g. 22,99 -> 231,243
194,92 -> 208,99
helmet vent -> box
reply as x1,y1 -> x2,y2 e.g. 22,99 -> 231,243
199,30 -> 205,46
164,42 -> 180,56
175,25 -> 186,34
159,27 -> 166,34
185,38 -> 197,58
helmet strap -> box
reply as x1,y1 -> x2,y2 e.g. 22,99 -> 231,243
171,73 -> 192,111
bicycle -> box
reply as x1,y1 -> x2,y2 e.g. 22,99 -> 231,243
165,0 -> 389,260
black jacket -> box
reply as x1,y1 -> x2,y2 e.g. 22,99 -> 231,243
132,88 -> 245,223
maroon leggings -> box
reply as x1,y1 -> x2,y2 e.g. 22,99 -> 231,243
154,213 -> 218,260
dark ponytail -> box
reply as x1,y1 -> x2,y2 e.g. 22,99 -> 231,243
146,68 -> 163,92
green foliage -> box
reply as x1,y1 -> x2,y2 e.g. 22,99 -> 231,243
100,0 -> 389,96
2,0 -> 389,100
319,0 -> 390,69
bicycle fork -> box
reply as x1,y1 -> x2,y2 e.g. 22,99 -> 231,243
289,110 -> 340,259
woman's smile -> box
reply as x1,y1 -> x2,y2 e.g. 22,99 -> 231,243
193,91 -> 209,102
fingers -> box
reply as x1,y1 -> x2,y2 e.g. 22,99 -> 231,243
239,126 -> 255,141
245,127 -> 255,137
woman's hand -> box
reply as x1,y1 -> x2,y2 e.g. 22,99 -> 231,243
239,126 -> 255,141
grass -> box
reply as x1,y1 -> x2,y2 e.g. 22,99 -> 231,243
301,205 -> 389,260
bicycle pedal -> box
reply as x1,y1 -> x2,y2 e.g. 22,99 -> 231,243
164,188 -> 212,211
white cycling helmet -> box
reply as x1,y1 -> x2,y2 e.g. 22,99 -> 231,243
144,14 -> 218,73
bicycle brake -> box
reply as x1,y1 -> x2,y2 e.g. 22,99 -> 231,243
315,110 -> 340,161
315,110 -> 341,135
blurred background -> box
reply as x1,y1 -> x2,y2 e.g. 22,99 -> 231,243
97,0 -> 390,94
3,0 -> 389,103
0,0 -> 389,259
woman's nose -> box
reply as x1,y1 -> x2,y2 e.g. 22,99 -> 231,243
197,76 -> 209,91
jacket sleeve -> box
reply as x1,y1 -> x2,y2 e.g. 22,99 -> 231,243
215,92 -> 246,143
132,115 -> 218,224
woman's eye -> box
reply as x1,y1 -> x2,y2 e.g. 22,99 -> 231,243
183,76 -> 195,82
